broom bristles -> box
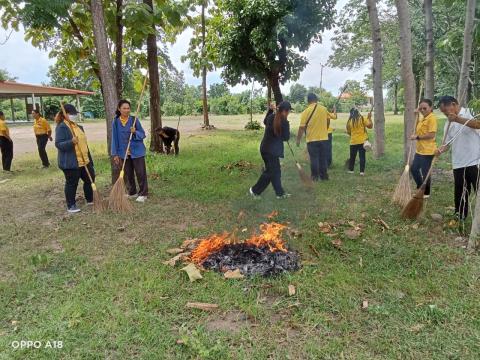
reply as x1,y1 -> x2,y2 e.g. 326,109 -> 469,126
392,166 -> 412,207
296,162 -> 314,187
91,185 -> 105,213
108,176 -> 133,213
401,188 -> 426,219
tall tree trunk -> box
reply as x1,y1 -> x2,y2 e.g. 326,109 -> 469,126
144,0 -> 163,152
269,73 -> 283,104
366,0 -> 386,157
91,0 -> 118,181
201,1 -> 210,128
469,193 -> 480,250
457,0 -> 476,107
267,81 -> 272,108
393,81 -> 399,115
395,0 -> 416,162
424,0 -> 434,100
115,0 -> 124,99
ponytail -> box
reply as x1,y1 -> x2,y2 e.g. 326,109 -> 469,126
273,111 -> 283,137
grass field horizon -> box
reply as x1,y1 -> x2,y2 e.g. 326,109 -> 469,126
1,113 -> 479,359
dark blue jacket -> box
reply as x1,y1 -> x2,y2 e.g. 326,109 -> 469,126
111,116 -> 146,159
55,122 -> 93,170
260,110 -> 290,158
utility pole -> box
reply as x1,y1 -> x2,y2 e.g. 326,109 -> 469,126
319,63 -> 325,93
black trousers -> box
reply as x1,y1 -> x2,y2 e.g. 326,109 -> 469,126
0,137 -> 13,171
307,140 -> 329,181
349,144 -> 366,173
124,156 -> 148,196
164,133 -> 180,155
411,153 -> 434,196
327,133 -> 333,167
453,165 -> 480,219
36,134 -> 50,167
62,163 -> 95,207
252,153 -> 284,196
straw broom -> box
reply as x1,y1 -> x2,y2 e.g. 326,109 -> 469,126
401,121 -> 452,219
392,82 -> 424,207
60,103 -> 105,213
108,76 -> 148,212
287,141 -> 314,187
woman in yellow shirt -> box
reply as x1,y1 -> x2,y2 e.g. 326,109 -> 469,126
346,108 -> 373,175
0,111 -> 13,172
32,109 -> 52,168
410,99 -> 437,198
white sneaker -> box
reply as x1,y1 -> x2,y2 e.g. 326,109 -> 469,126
127,193 -> 139,199
360,172 -> 365,176
136,196 -> 147,203
348,171 -> 354,174
423,195 -> 430,199
67,205 -> 81,213
249,187 -> 261,200
86,202 -> 94,206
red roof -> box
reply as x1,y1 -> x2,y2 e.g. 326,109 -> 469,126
0,81 -> 95,98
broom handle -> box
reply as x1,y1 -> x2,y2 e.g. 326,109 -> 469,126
60,103 -> 95,185
286,141 -> 300,165
119,76 -> 148,173
419,120 -> 452,189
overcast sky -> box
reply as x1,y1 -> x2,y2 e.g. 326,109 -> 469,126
0,0 -> 369,95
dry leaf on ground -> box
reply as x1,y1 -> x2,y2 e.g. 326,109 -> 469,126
181,263 -> 203,282
163,252 -> 190,267
166,248 -> 184,255
224,269 -> 245,279
288,285 -> 296,296
185,302 -> 219,311
361,300 -> 369,310
331,239 -> 343,249
344,229 -> 361,240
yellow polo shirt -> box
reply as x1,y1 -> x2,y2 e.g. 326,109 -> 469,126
415,112 -> 437,155
300,103 -> 330,142
67,121 -> 89,167
0,119 -> 10,138
327,111 -> 337,134
347,116 -> 372,145
33,117 -> 51,136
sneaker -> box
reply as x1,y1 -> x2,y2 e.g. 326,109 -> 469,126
423,195 -> 430,199
348,171 -> 354,174
127,193 -> 139,199
360,172 -> 365,176
67,205 -> 81,214
249,187 -> 261,200
136,195 -> 147,203
86,202 -> 94,206
276,193 -> 292,199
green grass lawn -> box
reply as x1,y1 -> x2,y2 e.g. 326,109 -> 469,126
1,113 -> 479,359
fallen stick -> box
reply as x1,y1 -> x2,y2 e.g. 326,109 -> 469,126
185,302 -> 219,311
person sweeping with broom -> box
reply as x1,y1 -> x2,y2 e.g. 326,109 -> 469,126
410,99 -> 438,199
436,96 -> 480,220
111,99 -> 148,203
54,104 -> 95,213
249,101 -> 292,199
346,108 -> 373,176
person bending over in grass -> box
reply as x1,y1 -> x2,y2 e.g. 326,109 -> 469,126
346,108 -> 373,176
32,109 -> 52,168
0,111 -> 13,172
55,104 -> 95,214
436,96 -> 480,220
156,126 -> 180,155
111,99 -> 148,203
410,99 -> 438,198
250,101 -> 291,199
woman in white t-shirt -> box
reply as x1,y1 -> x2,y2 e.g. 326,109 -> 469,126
437,96 -> 480,220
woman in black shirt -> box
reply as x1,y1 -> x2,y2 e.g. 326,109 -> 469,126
249,101 -> 291,199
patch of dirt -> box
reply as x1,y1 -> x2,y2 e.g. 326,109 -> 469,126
205,311 -> 252,333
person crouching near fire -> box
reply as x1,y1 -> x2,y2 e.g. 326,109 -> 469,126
54,104 -> 95,213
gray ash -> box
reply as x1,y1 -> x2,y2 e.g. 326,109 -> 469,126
201,244 -> 301,277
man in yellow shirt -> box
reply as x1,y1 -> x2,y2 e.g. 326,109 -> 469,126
32,109 -> 52,168
296,93 -> 335,181
0,111 -> 13,171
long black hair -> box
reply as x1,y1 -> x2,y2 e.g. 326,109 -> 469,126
116,99 -> 131,117
348,108 -> 362,126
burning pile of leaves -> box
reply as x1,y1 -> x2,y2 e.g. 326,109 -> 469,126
164,222 -> 301,278
220,160 -> 255,173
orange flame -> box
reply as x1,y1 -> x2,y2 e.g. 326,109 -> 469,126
190,222 -> 288,264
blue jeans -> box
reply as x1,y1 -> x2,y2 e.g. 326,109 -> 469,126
411,153 -> 434,196
307,141 -> 329,181
252,153 -> 284,196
